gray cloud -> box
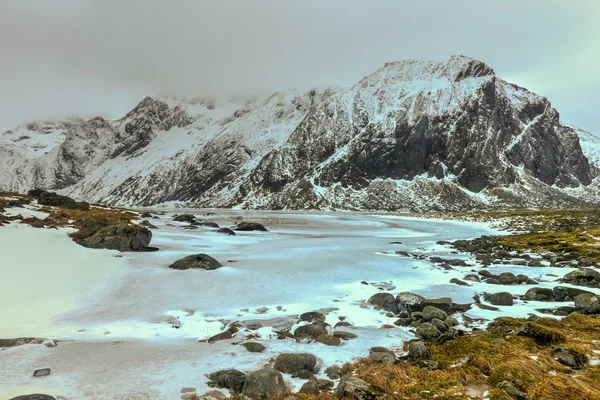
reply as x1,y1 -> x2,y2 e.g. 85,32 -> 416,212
0,0 -> 598,131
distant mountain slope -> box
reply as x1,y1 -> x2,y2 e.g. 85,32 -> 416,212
0,55 -> 598,211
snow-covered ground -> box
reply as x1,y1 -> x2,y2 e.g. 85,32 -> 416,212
0,209 -> 595,399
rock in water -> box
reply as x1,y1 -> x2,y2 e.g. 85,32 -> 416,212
76,224 -> 152,251
168,254 -> 223,270
242,369 -> 287,400
234,222 -> 268,231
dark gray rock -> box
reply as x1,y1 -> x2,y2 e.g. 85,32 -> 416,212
498,272 -> 519,285
484,292 -> 514,306
552,347 -> 588,369
561,268 -> 600,288
294,322 -> 328,341
8,396 -> 56,400
368,292 -> 397,312
395,292 -> 426,313
416,322 -> 442,341
207,369 -> 246,393
173,214 -> 196,223
553,286 -> 594,301
299,311 -> 326,323
324,365 -> 342,379
216,227 -> 236,236
77,224 -> 152,251
242,342 -> 266,353
523,287 -> 554,301
38,191 -> 89,210
274,353 -> 317,374
574,293 -> 600,313
242,369 -> 287,400
234,222 -> 268,232
420,297 -> 454,314
168,254 -> 223,270
422,306 -> 448,322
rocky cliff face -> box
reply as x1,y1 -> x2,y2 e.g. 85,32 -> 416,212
1,55 -> 598,211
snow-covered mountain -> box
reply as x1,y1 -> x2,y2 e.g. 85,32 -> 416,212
1,55 -> 599,211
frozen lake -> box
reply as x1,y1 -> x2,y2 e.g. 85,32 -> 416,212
3,208 -> 574,399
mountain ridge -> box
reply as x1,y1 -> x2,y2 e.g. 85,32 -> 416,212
1,55 -> 599,211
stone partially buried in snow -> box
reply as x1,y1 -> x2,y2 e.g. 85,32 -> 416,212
484,292 -> 514,306
76,224 -> 152,251
274,353 -> 318,374
169,254 -> 223,270
233,222 -> 268,232
217,227 -> 236,236
207,369 -> 247,393
242,369 -> 287,400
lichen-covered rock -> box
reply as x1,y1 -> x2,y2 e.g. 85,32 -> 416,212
574,293 -> 600,313
334,375 -> 382,399
168,254 -> 223,270
422,306 -> 448,322
76,224 -> 152,251
552,346 -> 588,369
408,341 -> 430,360
242,369 -> 287,400
274,353 -> 317,374
416,322 -> 442,341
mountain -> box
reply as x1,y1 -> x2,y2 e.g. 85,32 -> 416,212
1,55 -> 599,211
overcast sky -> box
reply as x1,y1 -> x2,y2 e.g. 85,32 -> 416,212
1,0 -> 598,132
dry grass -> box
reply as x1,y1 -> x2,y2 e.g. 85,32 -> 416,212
275,315 -> 600,400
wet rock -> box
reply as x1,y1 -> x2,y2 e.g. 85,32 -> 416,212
523,287 -> 554,301
368,292 -> 397,312
498,272 -> 519,285
216,227 -> 235,236
234,222 -> 268,232
168,254 -> 223,270
408,341 -> 429,360
242,369 -> 287,400
299,311 -> 326,323
464,274 -> 481,282
396,292 -> 426,313
498,381 -> 526,400
553,286 -> 594,301
416,322 -> 442,341
207,369 -> 246,393
333,331 -> 357,340
324,365 -> 342,379
242,342 -> 266,353
484,292 -> 514,306
561,268 -> 600,288
77,224 -> 152,251
574,293 -> 600,313
173,214 -> 196,223
316,334 -> 341,346
552,346 -> 588,369
422,306 -> 448,322
450,278 -> 469,286
206,331 -> 233,343
294,322 -> 328,342
274,353 -> 317,374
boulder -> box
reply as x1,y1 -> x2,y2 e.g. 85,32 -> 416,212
368,351 -> 395,365
574,293 -> 600,313
498,272 -> 519,285
294,322 -> 328,341
168,254 -> 223,270
8,396 -> 56,400
316,334 -> 341,346
523,287 -> 554,301
450,278 -> 469,286
292,370 -> 315,380
324,365 -> 342,380
217,227 -> 236,236
395,292 -> 425,313
38,191 -> 89,210
552,347 -> 588,369
368,293 -> 397,312
420,297 -> 453,314
333,331 -> 357,340
430,318 -> 448,332
445,317 -> 459,327
464,274 -> 481,282
561,268 -> 600,287
206,331 -> 233,343
242,342 -> 266,353
422,306 -> 448,322
416,322 -> 441,341
242,369 -> 287,400
76,224 -> 152,251
299,311 -> 326,323
299,379 -> 334,394
553,286 -> 594,301
274,353 -> 317,374
192,221 -> 220,228
207,369 -> 246,393
484,292 -> 514,306
335,375 -> 381,399
173,214 -> 196,222
234,222 -> 268,232
408,341 -> 429,360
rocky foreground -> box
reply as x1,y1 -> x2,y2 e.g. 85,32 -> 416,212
2,192 -> 600,400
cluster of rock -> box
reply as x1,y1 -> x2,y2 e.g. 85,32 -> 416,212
172,213 -> 268,235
